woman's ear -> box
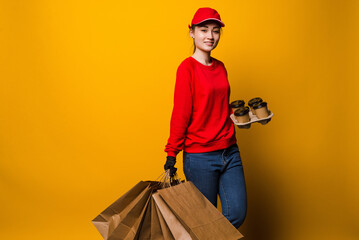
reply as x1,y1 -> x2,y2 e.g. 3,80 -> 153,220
189,29 -> 194,39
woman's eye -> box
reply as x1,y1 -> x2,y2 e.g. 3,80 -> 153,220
201,30 -> 219,33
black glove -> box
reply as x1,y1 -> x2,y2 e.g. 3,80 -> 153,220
164,156 -> 177,177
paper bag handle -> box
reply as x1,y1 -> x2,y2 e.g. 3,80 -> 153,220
155,170 -> 183,189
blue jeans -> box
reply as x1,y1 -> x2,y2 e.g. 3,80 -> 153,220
183,143 -> 247,228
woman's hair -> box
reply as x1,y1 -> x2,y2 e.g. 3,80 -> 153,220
190,21 -> 224,54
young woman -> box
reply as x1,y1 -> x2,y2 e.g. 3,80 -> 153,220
164,7 -> 247,229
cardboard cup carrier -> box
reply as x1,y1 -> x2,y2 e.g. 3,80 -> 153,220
230,98 -> 273,129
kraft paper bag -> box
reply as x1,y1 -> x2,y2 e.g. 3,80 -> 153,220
107,185 -> 153,240
153,197 -> 175,240
149,197 -> 166,240
136,196 -> 152,240
136,195 -> 169,240
107,181 -> 164,240
157,181 -> 244,240
152,192 -> 192,240
92,181 -> 152,239
137,197 -> 169,240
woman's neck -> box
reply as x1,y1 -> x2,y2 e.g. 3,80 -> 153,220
191,52 -> 212,66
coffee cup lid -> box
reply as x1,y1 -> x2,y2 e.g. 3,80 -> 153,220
234,106 -> 249,116
253,101 -> 267,110
248,97 -> 263,107
230,100 -> 245,108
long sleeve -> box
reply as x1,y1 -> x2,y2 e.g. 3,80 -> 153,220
164,64 -> 193,157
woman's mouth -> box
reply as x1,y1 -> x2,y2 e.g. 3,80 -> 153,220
205,42 -> 214,46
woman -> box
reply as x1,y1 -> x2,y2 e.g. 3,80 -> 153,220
164,7 -> 247,229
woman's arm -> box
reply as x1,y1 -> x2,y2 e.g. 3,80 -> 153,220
164,64 -> 193,158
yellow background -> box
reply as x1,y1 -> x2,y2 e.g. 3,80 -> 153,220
1,0 -> 358,239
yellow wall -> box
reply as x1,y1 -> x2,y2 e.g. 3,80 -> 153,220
1,0 -> 358,239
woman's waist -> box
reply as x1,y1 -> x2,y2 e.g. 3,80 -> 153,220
183,134 -> 237,153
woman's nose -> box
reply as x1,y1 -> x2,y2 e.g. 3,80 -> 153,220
207,32 -> 214,39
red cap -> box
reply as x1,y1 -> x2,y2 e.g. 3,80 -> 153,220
188,7 -> 225,29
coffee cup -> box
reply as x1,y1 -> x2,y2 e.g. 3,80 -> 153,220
234,106 -> 250,123
248,97 -> 263,115
253,101 -> 269,119
230,100 -> 245,114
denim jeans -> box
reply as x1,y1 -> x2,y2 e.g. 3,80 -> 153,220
183,143 -> 247,229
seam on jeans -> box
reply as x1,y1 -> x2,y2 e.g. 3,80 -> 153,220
187,153 -> 192,180
219,180 -> 230,219
221,150 -> 226,164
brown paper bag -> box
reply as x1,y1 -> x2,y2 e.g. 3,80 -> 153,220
157,181 -> 244,240
137,193 -> 173,240
138,196 -> 170,240
108,181 -> 164,240
136,196 -> 152,239
92,181 -> 152,239
107,185 -> 152,240
152,193 -> 192,240
153,197 -> 175,240
136,187 -> 175,240
149,197 -> 166,240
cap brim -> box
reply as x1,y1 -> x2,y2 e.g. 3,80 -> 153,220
195,18 -> 225,27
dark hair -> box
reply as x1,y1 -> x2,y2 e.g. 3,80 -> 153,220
190,21 -> 223,54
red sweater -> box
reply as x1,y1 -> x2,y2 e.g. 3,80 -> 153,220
164,56 -> 237,158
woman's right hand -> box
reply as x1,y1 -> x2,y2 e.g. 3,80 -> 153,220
164,156 -> 177,177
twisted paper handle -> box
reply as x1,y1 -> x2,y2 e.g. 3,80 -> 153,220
154,170 -> 183,189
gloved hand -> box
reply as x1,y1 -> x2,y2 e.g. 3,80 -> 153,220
164,156 -> 177,177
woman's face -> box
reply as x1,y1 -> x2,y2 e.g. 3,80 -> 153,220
190,21 -> 221,53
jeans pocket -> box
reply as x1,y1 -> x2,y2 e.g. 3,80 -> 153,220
226,143 -> 239,156
227,147 -> 243,166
